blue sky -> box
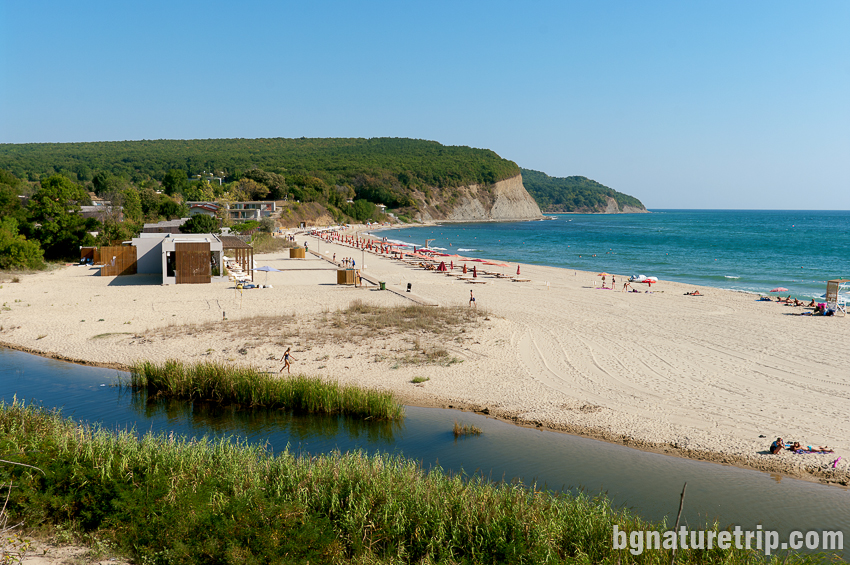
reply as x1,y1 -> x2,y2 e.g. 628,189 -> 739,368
1,1 -> 847,209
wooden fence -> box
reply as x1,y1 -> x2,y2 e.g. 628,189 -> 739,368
99,246 -> 137,276
175,242 -> 211,284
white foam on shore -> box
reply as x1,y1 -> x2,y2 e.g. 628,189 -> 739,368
457,248 -> 478,252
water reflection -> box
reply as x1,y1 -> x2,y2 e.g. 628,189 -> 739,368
127,388 -> 402,444
1,346 -> 848,557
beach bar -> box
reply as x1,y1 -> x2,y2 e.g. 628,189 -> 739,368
130,233 -> 225,285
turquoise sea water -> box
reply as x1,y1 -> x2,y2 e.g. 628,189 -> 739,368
377,210 -> 850,299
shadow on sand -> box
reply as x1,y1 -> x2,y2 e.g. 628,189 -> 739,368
105,274 -> 163,287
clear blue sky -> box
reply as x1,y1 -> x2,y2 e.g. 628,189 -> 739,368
1,1 -> 848,209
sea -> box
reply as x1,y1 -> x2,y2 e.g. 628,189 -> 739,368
375,210 -> 850,300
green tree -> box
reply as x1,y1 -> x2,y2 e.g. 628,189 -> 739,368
259,216 -> 275,233
159,197 -> 188,219
183,180 -> 216,202
235,178 -> 270,201
139,187 -> 161,218
0,217 -> 45,270
179,214 -> 219,234
161,169 -> 188,196
348,199 -> 376,222
121,187 -> 143,223
92,171 -> 124,196
27,174 -> 95,260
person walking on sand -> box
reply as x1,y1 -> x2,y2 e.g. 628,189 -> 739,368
280,347 -> 296,374
469,289 -> 476,307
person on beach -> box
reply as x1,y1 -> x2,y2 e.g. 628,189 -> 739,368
333,253 -> 336,264
469,290 -> 476,307
769,437 -> 785,454
612,275 -> 615,288
280,347 -> 296,374
622,281 -> 632,292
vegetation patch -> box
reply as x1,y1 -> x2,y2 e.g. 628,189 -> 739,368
90,332 -> 133,339
249,233 -> 297,253
0,401 -> 813,565
128,359 -> 403,420
453,420 -> 483,437
144,301 -> 489,367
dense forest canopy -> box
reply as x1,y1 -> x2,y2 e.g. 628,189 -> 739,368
0,137 -> 520,194
0,138 -> 648,269
521,169 -> 645,212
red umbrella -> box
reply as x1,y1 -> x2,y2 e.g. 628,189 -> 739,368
769,287 -> 789,293
517,265 -> 521,276
473,265 -> 477,278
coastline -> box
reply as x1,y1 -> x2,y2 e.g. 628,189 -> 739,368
1,230 -> 848,487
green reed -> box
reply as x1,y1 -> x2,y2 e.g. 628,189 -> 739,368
128,359 -> 404,420
0,401 -> 830,565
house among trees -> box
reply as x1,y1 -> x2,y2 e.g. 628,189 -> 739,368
186,201 -> 276,222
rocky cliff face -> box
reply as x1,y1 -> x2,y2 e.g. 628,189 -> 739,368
413,174 -> 543,222
601,197 -> 649,214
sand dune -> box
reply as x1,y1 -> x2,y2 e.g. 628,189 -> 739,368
1,229 -> 847,485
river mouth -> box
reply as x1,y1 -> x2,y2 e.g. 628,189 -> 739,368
2,346 -> 848,555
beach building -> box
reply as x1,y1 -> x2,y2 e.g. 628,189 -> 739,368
131,233 -> 225,285
186,201 -> 276,222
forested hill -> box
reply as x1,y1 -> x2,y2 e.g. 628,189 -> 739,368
0,137 -> 519,196
521,169 -> 647,213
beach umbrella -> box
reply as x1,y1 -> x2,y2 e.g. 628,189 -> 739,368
769,287 -> 789,293
517,265 -> 521,276
252,265 -> 282,284
473,265 -> 477,278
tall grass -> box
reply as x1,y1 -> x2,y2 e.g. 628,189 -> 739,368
128,360 -> 403,420
0,401 -> 827,565
453,420 -> 482,437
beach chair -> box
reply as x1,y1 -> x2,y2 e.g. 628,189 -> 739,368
826,279 -> 849,316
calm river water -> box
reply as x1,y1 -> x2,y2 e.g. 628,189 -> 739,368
1,347 -> 847,555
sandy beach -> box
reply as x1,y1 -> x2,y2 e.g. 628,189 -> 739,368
1,228 -> 848,486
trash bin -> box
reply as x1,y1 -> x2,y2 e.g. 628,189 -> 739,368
406,283 -> 412,292
379,281 -> 386,291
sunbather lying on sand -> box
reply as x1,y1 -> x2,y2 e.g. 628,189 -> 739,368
790,442 -> 834,453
